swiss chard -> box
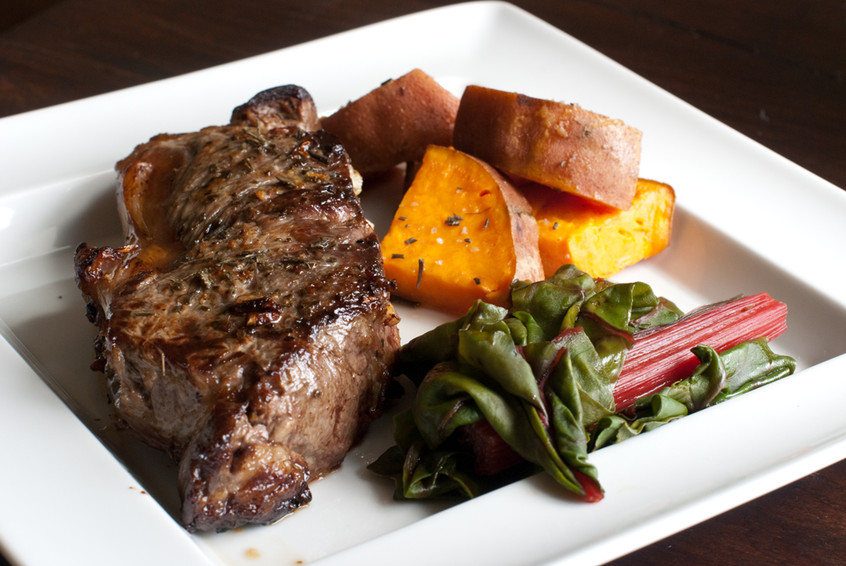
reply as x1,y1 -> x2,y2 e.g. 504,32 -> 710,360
371,265 -> 795,503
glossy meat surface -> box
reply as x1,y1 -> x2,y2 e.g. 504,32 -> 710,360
74,86 -> 400,531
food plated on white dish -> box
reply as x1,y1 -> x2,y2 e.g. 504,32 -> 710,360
1,3 -> 845,565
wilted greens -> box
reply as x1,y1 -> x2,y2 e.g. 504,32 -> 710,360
369,265 -> 795,502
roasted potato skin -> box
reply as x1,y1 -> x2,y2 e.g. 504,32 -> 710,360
321,69 -> 459,177
453,85 -> 642,210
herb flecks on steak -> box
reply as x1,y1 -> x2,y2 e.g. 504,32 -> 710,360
74,85 -> 400,532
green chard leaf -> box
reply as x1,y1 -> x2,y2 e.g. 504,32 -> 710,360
651,339 -> 796,413
710,338 -> 797,404
456,322 -> 545,412
506,310 -> 545,346
590,339 -> 797,449
590,395 -> 689,450
410,360 -> 589,496
367,406 -> 481,500
370,264 -> 795,504
399,300 -> 508,383
510,264 -> 598,339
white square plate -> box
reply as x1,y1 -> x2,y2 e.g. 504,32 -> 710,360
1,3 -> 845,565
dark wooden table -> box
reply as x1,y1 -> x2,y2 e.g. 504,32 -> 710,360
1,1 -> 844,564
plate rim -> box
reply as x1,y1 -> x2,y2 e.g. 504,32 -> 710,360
1,2 -> 845,565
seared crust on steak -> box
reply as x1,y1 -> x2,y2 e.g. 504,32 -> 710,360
230,84 -> 321,132
74,86 -> 401,532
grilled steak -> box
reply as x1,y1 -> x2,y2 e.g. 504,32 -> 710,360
74,85 -> 401,532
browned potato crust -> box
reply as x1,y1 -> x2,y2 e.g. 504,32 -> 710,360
453,85 -> 642,210
321,69 -> 459,176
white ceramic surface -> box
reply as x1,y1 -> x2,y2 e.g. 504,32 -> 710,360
1,3 -> 845,565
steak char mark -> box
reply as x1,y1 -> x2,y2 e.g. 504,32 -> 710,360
74,85 -> 400,532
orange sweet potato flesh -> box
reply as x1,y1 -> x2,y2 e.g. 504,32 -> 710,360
521,178 -> 675,279
380,145 -> 544,313
321,69 -> 459,176
453,85 -> 642,210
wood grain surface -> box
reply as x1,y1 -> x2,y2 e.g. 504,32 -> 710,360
1,1 -> 844,564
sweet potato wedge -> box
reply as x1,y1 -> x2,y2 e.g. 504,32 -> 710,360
320,69 -> 459,176
453,85 -> 642,210
380,145 -> 543,313
521,178 -> 675,279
